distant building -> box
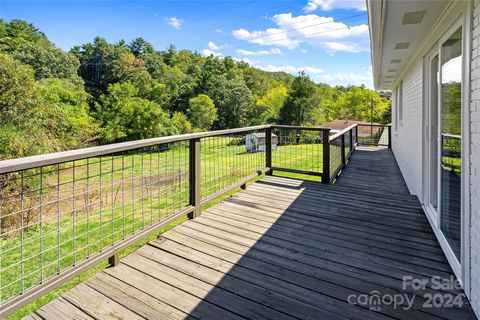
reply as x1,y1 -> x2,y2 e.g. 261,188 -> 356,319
323,119 -> 382,137
245,132 -> 278,152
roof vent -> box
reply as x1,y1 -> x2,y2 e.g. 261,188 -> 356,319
388,69 -> 398,72
402,10 -> 426,25
395,42 -> 410,49
391,59 -> 402,64
386,75 -> 395,79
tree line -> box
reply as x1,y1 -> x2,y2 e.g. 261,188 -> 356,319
0,19 -> 390,160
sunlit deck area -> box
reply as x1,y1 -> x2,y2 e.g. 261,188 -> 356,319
25,148 -> 477,320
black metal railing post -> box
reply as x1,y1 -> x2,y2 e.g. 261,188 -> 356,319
265,127 -> 273,175
340,134 -> 346,168
189,138 -> 201,218
350,127 -> 354,152
388,125 -> 392,149
355,125 -> 359,146
322,129 -> 330,183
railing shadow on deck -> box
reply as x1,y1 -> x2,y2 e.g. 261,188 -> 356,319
174,149 -> 476,320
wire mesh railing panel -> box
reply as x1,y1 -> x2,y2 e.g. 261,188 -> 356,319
329,135 -> 343,180
0,142 -> 190,304
357,124 -> 389,146
344,131 -> 352,158
271,128 -> 323,175
200,130 -> 266,200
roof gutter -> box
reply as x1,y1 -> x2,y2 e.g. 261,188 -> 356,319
367,0 -> 387,90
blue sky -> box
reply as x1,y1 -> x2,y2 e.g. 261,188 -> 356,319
0,0 -> 373,87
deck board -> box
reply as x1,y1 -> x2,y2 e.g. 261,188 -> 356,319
28,148 -> 477,320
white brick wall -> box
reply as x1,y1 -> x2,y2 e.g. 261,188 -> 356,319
471,2 -> 480,316
392,61 -> 424,198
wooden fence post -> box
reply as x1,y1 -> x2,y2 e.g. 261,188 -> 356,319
265,127 -> 273,175
188,138 -> 201,218
108,253 -> 119,267
322,129 -> 330,183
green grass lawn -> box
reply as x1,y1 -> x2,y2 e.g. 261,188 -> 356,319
1,139 -> 324,319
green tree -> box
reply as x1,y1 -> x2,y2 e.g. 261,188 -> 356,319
0,53 -> 98,159
187,94 -> 217,131
95,82 -> 177,142
0,20 -> 81,80
171,111 -> 192,134
209,76 -> 254,129
279,72 -> 321,126
254,84 -> 288,124
38,78 -> 100,148
334,86 -> 389,123
127,37 -> 154,56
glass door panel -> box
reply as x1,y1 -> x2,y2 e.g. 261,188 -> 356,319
440,26 -> 462,261
429,55 -> 439,210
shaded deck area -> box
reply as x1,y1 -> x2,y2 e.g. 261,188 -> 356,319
26,148 -> 477,320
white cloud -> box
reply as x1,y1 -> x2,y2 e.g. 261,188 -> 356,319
317,66 -> 373,87
232,13 -> 369,52
304,0 -> 367,12
300,49 -> 308,53
255,63 -> 373,88
233,28 -> 299,49
208,41 -> 220,50
233,57 -> 259,65
201,49 -> 222,57
165,17 -> 182,29
215,28 -> 224,33
256,64 -> 325,75
236,48 -> 282,56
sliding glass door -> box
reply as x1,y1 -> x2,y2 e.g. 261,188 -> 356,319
439,26 -> 462,261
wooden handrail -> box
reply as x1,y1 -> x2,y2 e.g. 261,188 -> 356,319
0,125 -> 271,174
329,124 -> 358,141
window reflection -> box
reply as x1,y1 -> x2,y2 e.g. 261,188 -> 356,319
440,27 -> 462,261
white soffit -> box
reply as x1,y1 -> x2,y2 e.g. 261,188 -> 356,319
371,0 -> 448,90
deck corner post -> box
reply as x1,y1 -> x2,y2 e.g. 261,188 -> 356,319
189,138 -> 201,219
355,125 -> 359,146
265,127 -> 273,175
388,125 -> 392,149
108,253 -> 119,267
322,129 -> 331,183
340,134 -> 346,168
349,128 -> 354,153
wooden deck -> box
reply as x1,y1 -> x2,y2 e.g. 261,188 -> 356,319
26,148 -> 477,320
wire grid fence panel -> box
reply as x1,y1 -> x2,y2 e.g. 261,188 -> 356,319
0,142 -> 190,304
271,128 -> 323,174
329,135 -> 343,180
357,125 -> 388,146
200,129 -> 265,200
344,131 -> 352,157
352,127 -> 357,146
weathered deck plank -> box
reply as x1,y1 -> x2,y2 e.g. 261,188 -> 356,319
28,148 -> 477,320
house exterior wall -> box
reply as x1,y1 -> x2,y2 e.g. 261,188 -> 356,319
390,3 -> 480,316
470,0 -> 480,315
391,61 -> 424,198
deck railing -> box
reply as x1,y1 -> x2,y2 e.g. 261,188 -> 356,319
356,123 -> 391,148
0,123 -> 369,316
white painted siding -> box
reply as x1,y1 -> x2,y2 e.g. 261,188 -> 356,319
470,0 -> 480,316
391,61 -> 424,198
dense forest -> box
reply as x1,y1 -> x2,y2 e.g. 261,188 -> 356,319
0,19 -> 390,160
